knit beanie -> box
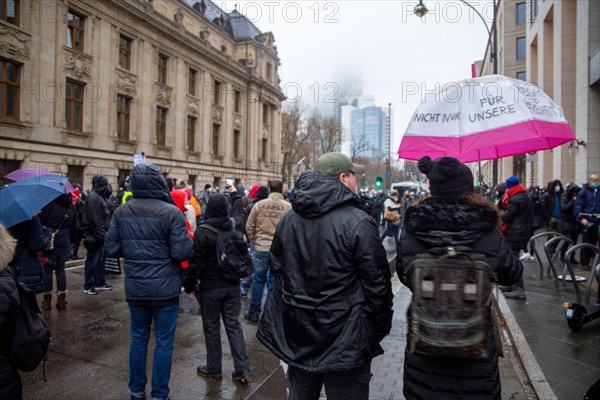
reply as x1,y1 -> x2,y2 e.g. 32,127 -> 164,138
205,193 -> 229,219
248,184 -> 259,199
417,156 -> 474,197
256,185 -> 269,200
505,176 -> 520,189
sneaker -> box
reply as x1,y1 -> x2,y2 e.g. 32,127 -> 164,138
498,285 -> 513,292
244,311 -> 259,323
520,253 -> 535,261
84,288 -> 98,295
581,265 -> 591,271
95,284 -> 113,291
232,371 -> 251,384
504,288 -> 526,300
240,290 -> 248,297
197,366 -> 222,379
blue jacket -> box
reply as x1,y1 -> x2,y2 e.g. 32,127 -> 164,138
104,163 -> 192,303
575,184 -> 600,218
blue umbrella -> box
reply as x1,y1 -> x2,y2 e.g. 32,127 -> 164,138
0,175 -> 72,228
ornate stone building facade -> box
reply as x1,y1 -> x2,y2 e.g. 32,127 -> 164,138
0,0 -> 285,193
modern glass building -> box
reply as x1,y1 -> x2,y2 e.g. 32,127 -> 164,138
351,106 -> 385,158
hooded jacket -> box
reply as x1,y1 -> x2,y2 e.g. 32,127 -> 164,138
80,175 -> 111,242
499,189 -> 533,250
104,163 -> 193,304
397,197 -> 523,400
561,184 -> 582,233
257,170 -> 394,373
183,193 -> 241,292
39,194 -> 76,263
575,183 -> 600,218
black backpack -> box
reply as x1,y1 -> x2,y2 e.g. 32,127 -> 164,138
200,224 -> 254,280
404,246 -> 494,359
12,281 -> 51,371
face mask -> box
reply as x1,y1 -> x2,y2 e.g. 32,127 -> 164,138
555,186 -> 561,193
592,183 -> 600,189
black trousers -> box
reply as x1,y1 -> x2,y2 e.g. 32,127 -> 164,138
580,225 -> 599,267
287,360 -> 372,400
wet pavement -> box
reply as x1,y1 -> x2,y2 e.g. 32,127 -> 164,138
19,236 -> 586,399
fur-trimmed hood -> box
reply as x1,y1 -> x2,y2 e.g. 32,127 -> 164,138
404,197 -> 500,247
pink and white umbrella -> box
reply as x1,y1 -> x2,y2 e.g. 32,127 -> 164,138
398,75 -> 576,162
4,168 -> 74,193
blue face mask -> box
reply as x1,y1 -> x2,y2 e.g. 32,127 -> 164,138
592,183 -> 600,189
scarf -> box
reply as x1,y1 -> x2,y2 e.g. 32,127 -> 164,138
500,184 -> 527,235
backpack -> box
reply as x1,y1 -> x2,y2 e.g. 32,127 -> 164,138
200,224 -> 254,280
11,281 -> 51,371
404,246 -> 494,359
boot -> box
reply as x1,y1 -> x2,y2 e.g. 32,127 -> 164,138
42,293 -> 52,310
56,291 -> 68,310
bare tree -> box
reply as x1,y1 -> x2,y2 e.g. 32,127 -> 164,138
280,102 -> 312,188
319,117 -> 341,154
349,134 -> 371,160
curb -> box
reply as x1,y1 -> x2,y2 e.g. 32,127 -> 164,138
495,290 -> 558,400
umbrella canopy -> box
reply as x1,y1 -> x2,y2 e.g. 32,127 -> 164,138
398,75 -> 576,162
0,175 -> 72,228
4,168 -> 75,193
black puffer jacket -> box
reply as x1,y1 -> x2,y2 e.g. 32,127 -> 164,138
397,197 -> 522,400
80,175 -> 111,243
499,190 -> 533,250
39,194 -> 76,264
561,184 -> 581,233
257,171 -> 393,373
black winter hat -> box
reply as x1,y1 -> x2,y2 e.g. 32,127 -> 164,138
418,156 -> 474,197
205,193 -> 229,219
256,185 -> 269,200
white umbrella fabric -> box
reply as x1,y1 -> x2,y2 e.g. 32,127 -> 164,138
398,75 -> 576,162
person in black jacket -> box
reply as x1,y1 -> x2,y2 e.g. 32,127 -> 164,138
498,176 -> 532,300
80,175 -> 112,295
0,223 -> 21,399
104,163 -> 193,400
397,156 -> 523,400
39,193 -> 76,309
257,152 -> 393,400
183,193 -> 251,384
560,183 -> 582,263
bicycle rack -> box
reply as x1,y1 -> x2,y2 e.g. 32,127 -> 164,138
544,236 -> 574,290
564,244 -> 600,304
527,231 -> 572,287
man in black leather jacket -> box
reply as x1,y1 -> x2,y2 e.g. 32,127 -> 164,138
258,152 -> 393,400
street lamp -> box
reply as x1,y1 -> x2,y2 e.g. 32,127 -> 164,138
414,0 -> 499,186
386,103 -> 392,192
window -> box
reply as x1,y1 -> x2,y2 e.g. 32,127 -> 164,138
516,3 -> 526,24
1,0 -> 20,26
188,68 -> 197,96
213,80 -> 221,105
158,54 -> 168,84
117,95 -> 130,139
118,169 -> 131,189
67,10 -> 85,51
212,123 -> 220,155
261,138 -> 268,162
516,71 -> 526,81
65,80 -> 84,131
119,35 -> 132,70
0,59 -> 20,120
1,159 -> 21,186
187,115 -> 196,150
234,90 -> 241,113
516,37 -> 526,59
530,0 -> 538,24
156,106 -> 167,146
266,62 -> 272,81
233,129 -> 240,159
263,104 -> 269,124
67,165 -> 84,189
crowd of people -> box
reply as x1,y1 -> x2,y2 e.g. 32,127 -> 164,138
0,154 -> 598,400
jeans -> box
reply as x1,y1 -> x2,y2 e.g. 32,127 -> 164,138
380,220 -> 399,242
128,303 -> 179,400
200,286 -> 250,375
248,251 -> 274,314
83,245 -> 106,290
43,259 -> 66,293
288,360 -> 372,400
